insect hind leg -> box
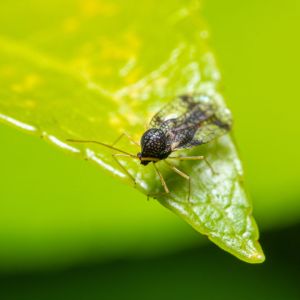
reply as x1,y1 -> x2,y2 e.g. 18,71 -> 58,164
168,155 -> 217,175
203,157 -> 217,175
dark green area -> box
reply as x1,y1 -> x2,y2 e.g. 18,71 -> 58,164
1,225 -> 299,300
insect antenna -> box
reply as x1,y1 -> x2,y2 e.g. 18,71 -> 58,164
66,139 -> 137,158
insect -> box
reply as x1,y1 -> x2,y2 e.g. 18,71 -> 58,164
67,93 -> 232,200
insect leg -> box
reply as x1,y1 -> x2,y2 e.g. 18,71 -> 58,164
203,157 -> 217,175
152,163 -> 169,194
168,155 -> 216,174
168,155 -> 204,160
111,132 -> 140,147
112,154 -> 137,186
164,161 -> 191,202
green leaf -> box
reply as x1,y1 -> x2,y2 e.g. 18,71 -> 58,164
0,0 -> 264,263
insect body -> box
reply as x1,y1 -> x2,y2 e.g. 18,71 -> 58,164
67,93 -> 232,200
138,94 -> 232,165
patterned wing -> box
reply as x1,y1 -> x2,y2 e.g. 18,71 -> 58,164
149,94 -> 215,131
178,106 -> 233,149
149,93 -> 232,150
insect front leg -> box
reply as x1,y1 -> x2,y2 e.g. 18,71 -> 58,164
112,132 -> 140,147
112,153 -> 137,187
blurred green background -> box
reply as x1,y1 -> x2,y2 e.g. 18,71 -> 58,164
0,0 -> 300,299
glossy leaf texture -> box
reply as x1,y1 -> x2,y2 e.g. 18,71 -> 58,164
0,0 -> 264,263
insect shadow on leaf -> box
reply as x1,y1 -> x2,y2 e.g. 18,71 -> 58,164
67,93 -> 232,202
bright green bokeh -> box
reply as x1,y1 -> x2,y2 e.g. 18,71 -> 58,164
204,0 -> 300,226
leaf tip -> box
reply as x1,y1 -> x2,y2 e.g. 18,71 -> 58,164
238,240 -> 265,264
248,243 -> 266,264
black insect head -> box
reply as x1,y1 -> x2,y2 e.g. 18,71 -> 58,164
138,128 -> 171,165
